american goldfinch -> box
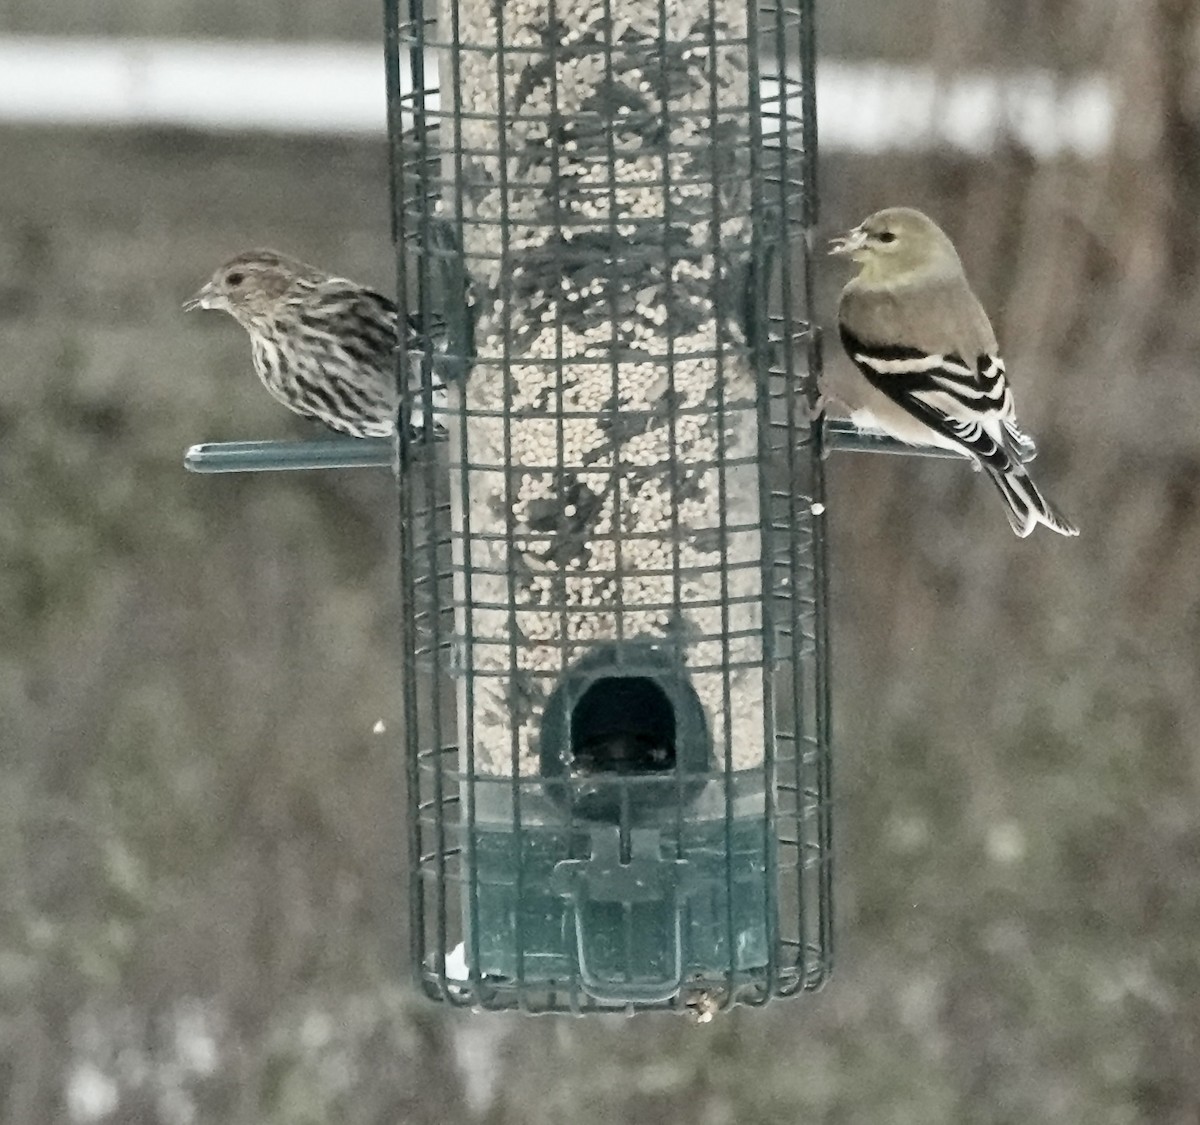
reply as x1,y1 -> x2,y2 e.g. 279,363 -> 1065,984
185,250 -> 446,441
830,207 -> 1078,538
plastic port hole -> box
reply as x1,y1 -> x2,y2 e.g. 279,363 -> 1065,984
569,677 -> 676,774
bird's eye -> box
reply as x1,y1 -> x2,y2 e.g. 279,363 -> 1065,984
876,232 -> 897,244
225,271 -> 245,287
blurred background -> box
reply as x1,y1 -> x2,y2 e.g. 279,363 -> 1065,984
2,1 -> 1198,1122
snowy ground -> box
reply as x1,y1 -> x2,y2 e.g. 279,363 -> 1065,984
0,36 -> 1110,156
67,997 -> 508,1124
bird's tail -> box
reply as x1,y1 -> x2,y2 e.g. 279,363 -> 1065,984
986,463 -> 1079,538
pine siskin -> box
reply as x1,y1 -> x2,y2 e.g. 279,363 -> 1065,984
830,207 -> 1078,538
184,249 -> 446,441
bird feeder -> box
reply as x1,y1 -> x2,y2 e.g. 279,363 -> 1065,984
180,0 -> 984,1014
390,0 -> 830,1014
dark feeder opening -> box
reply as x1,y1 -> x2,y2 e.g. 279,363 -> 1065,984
540,644 -> 711,824
571,677 -> 675,773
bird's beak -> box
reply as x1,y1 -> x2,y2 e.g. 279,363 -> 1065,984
828,227 -> 867,257
182,281 -> 217,312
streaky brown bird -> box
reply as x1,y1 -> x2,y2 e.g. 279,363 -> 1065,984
185,249 -> 445,440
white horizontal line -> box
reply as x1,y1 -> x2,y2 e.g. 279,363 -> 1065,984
0,37 -> 390,133
0,35 -> 1111,155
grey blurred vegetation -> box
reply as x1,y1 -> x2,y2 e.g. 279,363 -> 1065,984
2,0 -> 1199,1122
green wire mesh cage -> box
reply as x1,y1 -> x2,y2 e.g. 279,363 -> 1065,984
388,0 -> 832,1013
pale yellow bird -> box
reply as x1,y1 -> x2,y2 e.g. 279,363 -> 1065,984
831,207 -> 1078,538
